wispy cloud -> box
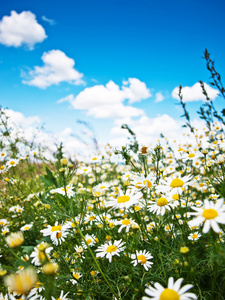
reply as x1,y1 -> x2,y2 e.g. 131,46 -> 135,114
155,92 -> 165,103
22,50 -> 85,88
42,16 -> 56,25
0,11 -> 47,50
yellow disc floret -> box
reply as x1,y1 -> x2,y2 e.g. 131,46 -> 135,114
160,288 -> 180,300
117,196 -> 130,203
157,197 -> 168,207
106,245 -> 117,253
170,178 -> 184,188
202,208 -> 218,219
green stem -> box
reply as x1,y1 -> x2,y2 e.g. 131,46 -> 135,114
75,224 -> 120,300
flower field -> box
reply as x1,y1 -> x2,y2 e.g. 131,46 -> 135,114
0,50 -> 225,300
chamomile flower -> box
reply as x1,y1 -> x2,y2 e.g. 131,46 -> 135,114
6,232 -> 24,248
40,221 -> 71,245
156,173 -> 193,195
130,250 -> 153,271
188,232 -> 201,241
114,217 -> 138,233
188,199 -> 225,233
4,267 -> 37,295
148,196 -> 178,216
50,184 -> 75,198
51,290 -> 71,300
129,174 -> 155,191
20,223 -> 33,231
30,242 -> 53,266
96,239 -> 125,262
106,189 -> 142,210
81,234 -> 97,249
142,277 -> 197,300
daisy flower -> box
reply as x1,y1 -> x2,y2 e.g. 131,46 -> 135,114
5,232 -> 24,248
4,267 -> 37,295
81,234 -> 97,249
129,174 -> 155,191
20,223 -> 33,231
148,196 -> 178,216
130,250 -> 153,271
188,232 -> 201,241
96,239 -> 125,262
105,189 -> 142,210
156,173 -> 193,195
114,217 -> 138,233
30,242 -> 53,266
142,277 -> 197,300
50,184 -> 75,198
51,290 -> 71,300
188,199 -> 225,233
40,221 -> 71,245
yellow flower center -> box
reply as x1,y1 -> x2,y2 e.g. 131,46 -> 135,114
10,161 -> 15,165
192,233 -> 198,239
137,254 -> 147,264
144,180 -> 152,188
188,153 -> 195,158
135,182 -> 142,189
122,219 -> 131,226
172,194 -> 179,200
89,216 -> 95,221
100,186 -> 106,189
106,245 -> 117,253
202,208 -> 218,219
117,195 -> 130,203
160,288 -> 180,300
199,183 -> 204,187
157,197 -> 168,207
38,250 -> 46,263
23,226 -> 30,230
51,225 -> 62,232
73,273 -> 80,280
86,238 -> 92,244
170,178 -> 184,188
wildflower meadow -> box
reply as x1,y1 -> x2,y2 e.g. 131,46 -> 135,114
0,49 -> 225,300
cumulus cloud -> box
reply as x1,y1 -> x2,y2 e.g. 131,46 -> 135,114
58,78 -> 151,119
122,78 -> 151,103
22,50 -> 84,88
111,114 -> 181,145
0,11 -> 47,49
171,82 -> 218,102
2,109 -> 92,159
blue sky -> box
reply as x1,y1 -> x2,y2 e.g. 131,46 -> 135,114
0,0 -> 225,153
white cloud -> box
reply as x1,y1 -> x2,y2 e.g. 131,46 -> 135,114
155,92 -> 164,103
122,78 -> 151,103
1,109 -> 93,159
171,82 -> 218,102
0,11 -> 47,49
22,50 -> 84,88
41,16 -> 56,25
58,78 -> 151,119
110,114 -> 183,146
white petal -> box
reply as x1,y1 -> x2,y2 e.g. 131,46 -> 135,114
210,220 -> 220,233
203,220 -> 211,233
173,278 -> 183,291
168,277 -> 175,289
178,284 -> 193,294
